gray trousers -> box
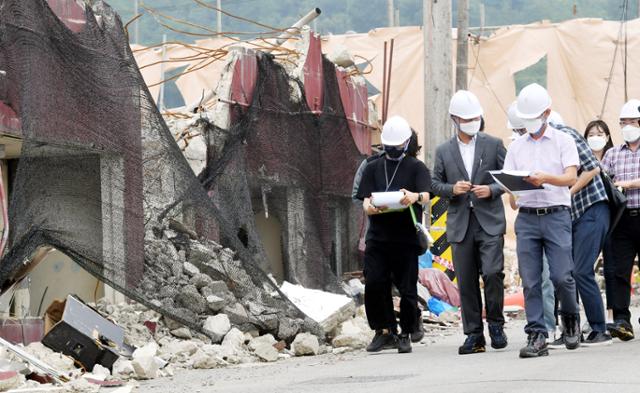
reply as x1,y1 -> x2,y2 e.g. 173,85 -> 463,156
515,209 -> 579,335
541,255 -> 557,332
452,213 -> 505,336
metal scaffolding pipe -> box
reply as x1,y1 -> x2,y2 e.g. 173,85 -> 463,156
274,8 -> 322,46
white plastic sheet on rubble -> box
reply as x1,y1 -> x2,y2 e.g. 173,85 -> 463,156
280,282 -> 355,332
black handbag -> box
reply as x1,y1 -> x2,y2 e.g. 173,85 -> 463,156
601,171 -> 627,235
409,204 -> 431,255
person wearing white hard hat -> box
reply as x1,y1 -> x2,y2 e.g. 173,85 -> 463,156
507,101 -> 527,140
542,113 -> 612,348
503,83 -> 582,358
507,102 -> 558,341
601,99 -> 640,341
432,90 -> 507,355
356,116 -> 431,354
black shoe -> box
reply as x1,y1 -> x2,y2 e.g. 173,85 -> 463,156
411,321 -> 425,343
458,334 -> 486,355
519,332 -> 548,358
561,314 -> 580,350
488,324 -> 508,349
397,333 -> 412,353
366,330 -> 397,352
548,333 -> 565,350
608,320 -> 635,342
582,331 -> 613,347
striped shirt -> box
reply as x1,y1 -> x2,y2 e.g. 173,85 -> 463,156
554,125 -> 608,221
602,144 -> 640,209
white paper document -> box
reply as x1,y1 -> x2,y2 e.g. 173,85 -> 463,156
371,191 -> 406,210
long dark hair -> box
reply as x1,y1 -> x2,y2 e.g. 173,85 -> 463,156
584,120 -> 614,156
407,129 -> 422,157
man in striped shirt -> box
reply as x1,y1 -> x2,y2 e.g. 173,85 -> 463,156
602,99 -> 640,341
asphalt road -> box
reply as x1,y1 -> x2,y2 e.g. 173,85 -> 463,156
137,307 -> 640,393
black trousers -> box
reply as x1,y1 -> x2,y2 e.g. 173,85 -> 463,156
363,240 -> 419,333
610,210 -> 640,323
452,212 -> 505,335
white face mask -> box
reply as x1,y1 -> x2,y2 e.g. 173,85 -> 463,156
458,120 -> 481,136
587,136 -> 607,151
522,117 -> 546,135
622,124 -> 640,143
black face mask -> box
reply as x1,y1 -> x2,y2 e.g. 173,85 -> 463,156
384,145 -> 405,160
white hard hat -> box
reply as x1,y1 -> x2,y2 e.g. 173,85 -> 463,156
506,101 -> 524,129
619,99 -> 640,119
449,90 -> 483,119
548,111 -> 565,127
516,83 -> 552,119
381,116 -> 412,145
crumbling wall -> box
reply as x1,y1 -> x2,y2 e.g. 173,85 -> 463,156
0,0 -> 318,341
197,52 -> 365,291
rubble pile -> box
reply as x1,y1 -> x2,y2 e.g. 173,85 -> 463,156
135,224 -> 321,342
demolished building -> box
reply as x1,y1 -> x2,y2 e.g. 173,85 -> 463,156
0,0 -> 373,343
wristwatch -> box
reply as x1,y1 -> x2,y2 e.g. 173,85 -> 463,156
418,193 -> 423,203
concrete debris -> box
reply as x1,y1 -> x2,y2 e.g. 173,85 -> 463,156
112,359 -> 135,378
170,327 -> 192,339
176,284 -> 207,314
248,334 -> 277,352
158,340 -> 198,361
221,328 -> 246,352
182,262 -> 201,277
280,281 -> 355,333
291,333 -> 320,356
253,344 -> 279,362
203,314 -> 231,343
23,342 -> 75,372
205,295 -> 226,312
131,343 -> 160,379
0,370 -> 25,391
189,350 -> 224,369
90,364 -> 110,378
222,303 -> 250,326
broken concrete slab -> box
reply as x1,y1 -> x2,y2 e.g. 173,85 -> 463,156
112,359 -> 135,379
253,344 -> 279,362
205,295 -> 225,313
131,342 -> 160,379
276,318 -> 302,342
175,285 -> 207,314
291,333 -> 319,356
182,262 -> 200,277
222,303 -> 250,326
221,328 -> 245,352
331,334 -> 367,349
248,334 -> 277,352
189,350 -> 224,369
280,282 -> 355,333
170,327 -> 192,340
203,315 -> 231,343
190,273 -> 214,290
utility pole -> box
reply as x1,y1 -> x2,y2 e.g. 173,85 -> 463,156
387,0 -> 395,27
217,0 -> 222,34
424,0 -> 453,167
455,0 -> 469,90
395,8 -> 400,27
480,3 -> 486,30
133,0 -> 139,44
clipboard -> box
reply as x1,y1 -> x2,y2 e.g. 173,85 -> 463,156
488,170 -> 544,193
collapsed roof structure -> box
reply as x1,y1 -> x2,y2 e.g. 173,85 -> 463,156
0,0 -> 373,340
